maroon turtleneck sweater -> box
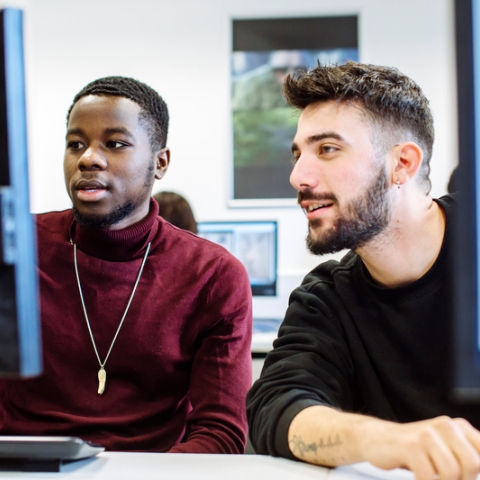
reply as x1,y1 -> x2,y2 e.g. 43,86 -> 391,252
0,199 -> 252,453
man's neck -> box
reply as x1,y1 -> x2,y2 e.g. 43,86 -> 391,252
355,193 -> 446,288
71,197 -> 159,262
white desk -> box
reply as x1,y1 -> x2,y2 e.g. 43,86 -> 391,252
251,318 -> 282,354
0,453 -> 416,480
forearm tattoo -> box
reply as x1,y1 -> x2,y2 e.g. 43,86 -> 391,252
289,434 -> 343,463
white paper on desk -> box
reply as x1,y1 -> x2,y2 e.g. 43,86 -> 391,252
333,463 -> 414,480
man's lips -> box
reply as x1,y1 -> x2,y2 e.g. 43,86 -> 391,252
75,179 -> 107,191
74,179 -> 108,202
301,201 -> 334,220
302,201 -> 335,212
297,191 -> 337,218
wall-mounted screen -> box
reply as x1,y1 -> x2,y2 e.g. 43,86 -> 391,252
197,221 -> 277,296
231,16 -> 359,203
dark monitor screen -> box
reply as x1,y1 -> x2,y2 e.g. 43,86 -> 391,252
197,220 -> 277,296
453,0 -> 480,400
0,8 -> 41,377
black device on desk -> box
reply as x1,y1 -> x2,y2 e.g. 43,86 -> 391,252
0,8 -> 103,471
0,437 -> 105,472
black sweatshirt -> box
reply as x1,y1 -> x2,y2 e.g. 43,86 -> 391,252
247,194 -> 480,459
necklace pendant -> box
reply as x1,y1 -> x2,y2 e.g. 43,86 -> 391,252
74,242 -> 151,397
98,367 -> 106,395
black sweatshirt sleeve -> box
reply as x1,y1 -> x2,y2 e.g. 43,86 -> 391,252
246,272 -> 356,458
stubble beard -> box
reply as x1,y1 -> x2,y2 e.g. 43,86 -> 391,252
73,159 -> 155,229
73,201 -> 137,229
304,162 -> 392,256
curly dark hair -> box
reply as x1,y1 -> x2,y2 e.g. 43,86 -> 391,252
284,61 -> 434,194
67,76 -> 169,151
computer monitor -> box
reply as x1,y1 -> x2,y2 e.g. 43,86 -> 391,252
452,0 -> 480,400
197,220 -> 277,296
0,8 -> 41,377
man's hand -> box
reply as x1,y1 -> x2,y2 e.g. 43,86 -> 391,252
288,406 -> 480,480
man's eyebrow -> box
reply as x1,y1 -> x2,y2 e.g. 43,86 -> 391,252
291,132 -> 346,153
104,127 -> 134,139
66,127 -> 84,138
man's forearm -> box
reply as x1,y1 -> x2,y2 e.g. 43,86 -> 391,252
287,404 -> 380,466
288,405 -> 480,480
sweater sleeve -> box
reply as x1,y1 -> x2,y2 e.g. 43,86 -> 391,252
246,275 -> 356,459
168,254 -> 252,454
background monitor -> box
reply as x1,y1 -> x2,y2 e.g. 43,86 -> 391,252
197,220 -> 277,296
0,8 -> 41,377
453,0 -> 480,400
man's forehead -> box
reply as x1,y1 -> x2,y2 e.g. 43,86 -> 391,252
294,100 -> 370,142
300,99 -> 366,124
68,95 -> 143,131
297,100 -> 371,133
70,95 -> 140,118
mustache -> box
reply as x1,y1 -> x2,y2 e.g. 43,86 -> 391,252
297,190 -> 338,205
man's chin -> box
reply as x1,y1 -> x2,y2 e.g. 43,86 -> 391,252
72,202 -> 135,229
306,218 -> 382,256
306,229 -> 344,256
306,221 -> 358,255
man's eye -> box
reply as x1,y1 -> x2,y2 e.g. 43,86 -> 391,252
107,141 -> 126,149
320,145 -> 337,154
291,154 -> 300,165
67,141 -> 83,149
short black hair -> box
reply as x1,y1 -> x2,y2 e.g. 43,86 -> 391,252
67,76 -> 169,150
284,62 -> 435,194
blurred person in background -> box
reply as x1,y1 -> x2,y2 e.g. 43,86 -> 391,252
153,191 -> 198,234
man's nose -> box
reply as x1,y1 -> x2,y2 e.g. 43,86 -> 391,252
289,154 -> 319,192
78,147 -> 107,171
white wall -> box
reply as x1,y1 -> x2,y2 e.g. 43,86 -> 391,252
3,0 -> 457,316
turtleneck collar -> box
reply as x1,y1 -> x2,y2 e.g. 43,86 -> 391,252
70,198 -> 160,262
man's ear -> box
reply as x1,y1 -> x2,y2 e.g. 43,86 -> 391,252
155,147 -> 170,180
391,142 -> 423,187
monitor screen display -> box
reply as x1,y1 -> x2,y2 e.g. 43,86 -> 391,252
0,8 -> 41,377
452,0 -> 480,400
197,221 -> 277,296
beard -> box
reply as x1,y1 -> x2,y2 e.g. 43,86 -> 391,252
72,159 -> 156,229
73,200 -> 136,229
303,162 -> 392,256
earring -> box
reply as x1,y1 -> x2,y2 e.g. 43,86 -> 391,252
396,180 -> 400,189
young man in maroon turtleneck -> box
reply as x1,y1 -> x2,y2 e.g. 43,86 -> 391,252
0,77 -> 252,453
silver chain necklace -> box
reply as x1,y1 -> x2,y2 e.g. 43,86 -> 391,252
73,241 -> 151,395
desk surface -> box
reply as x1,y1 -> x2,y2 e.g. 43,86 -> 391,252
251,318 -> 282,353
0,452 -> 416,480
